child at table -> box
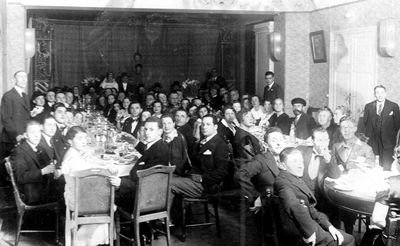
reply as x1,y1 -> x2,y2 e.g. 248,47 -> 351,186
62,126 -> 116,246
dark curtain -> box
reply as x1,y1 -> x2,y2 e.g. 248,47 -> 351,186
52,21 -> 219,89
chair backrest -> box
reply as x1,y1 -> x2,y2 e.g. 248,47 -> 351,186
134,165 -> 175,216
4,157 -> 26,211
73,168 -> 114,216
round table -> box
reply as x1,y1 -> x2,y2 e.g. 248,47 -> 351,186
324,178 -> 375,216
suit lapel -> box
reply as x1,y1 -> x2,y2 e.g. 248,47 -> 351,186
21,142 -> 42,169
381,101 -> 391,124
199,135 -> 216,154
11,88 -> 30,112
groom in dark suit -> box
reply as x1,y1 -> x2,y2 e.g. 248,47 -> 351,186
1,71 -> 31,158
111,117 -> 170,211
363,85 -> 400,170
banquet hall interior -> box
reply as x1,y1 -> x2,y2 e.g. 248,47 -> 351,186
1,0 -> 400,245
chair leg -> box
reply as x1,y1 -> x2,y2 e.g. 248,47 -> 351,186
204,202 -> 210,223
115,212 -> 120,246
135,222 -> 140,246
213,201 -> 221,238
55,208 -> 59,245
181,199 -> 186,242
109,221 -> 114,246
165,217 -> 171,246
15,212 -> 24,246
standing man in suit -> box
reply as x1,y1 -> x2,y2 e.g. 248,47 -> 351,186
363,85 -> 400,170
110,117 -> 169,212
274,147 -> 355,246
117,72 -> 134,96
1,71 -> 31,158
10,120 -> 57,204
291,97 -> 317,140
263,71 -> 284,103
170,114 -> 230,199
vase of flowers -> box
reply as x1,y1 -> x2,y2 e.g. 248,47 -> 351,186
182,78 -> 200,99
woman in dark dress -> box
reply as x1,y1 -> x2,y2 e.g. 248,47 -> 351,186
269,98 -> 291,135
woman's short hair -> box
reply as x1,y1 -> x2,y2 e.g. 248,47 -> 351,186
66,126 -> 86,140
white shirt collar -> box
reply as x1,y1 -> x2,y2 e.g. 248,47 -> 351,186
268,82 -> 275,89
146,138 -> 161,150
14,86 -> 24,97
201,132 -> 217,145
42,134 -> 52,146
27,141 -> 38,152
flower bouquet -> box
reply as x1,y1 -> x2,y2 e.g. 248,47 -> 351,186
182,78 -> 200,99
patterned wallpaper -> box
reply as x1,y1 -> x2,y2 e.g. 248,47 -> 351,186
275,0 -> 400,116
309,0 -> 400,107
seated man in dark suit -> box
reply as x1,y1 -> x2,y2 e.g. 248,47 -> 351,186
233,111 -> 263,160
10,120 -> 57,205
175,109 -> 195,161
297,127 -> 341,228
217,105 -> 237,145
237,127 -> 285,206
291,97 -> 316,141
170,114 -> 230,199
110,117 -> 170,212
274,147 -> 355,246
51,103 -> 69,166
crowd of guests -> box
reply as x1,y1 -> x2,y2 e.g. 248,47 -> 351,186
2,69 -> 400,246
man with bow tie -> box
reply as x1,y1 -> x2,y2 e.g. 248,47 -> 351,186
121,101 -> 142,138
274,147 -> 355,246
1,71 -> 31,159
297,128 -> 342,227
262,71 -> 284,103
170,114 -> 230,199
10,121 -> 57,205
363,85 -> 400,170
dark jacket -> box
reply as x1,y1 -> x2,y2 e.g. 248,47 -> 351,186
121,117 -> 141,138
116,139 -> 169,211
164,132 -> 190,176
363,99 -> 400,151
237,151 -> 280,203
269,112 -> 291,135
232,127 -> 262,160
117,82 -> 135,95
263,82 -> 284,103
292,113 -> 317,140
0,88 -> 31,144
10,140 -> 53,204
274,170 -> 333,243
177,123 -> 195,160
52,126 -> 69,166
191,134 -> 230,193
217,120 -> 235,144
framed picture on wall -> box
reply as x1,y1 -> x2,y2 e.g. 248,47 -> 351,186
310,30 -> 327,63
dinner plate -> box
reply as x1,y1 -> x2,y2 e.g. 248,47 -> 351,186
334,184 -> 354,191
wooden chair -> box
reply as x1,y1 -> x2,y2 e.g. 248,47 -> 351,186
180,195 -> 221,242
65,168 -> 115,246
4,157 -> 59,246
116,165 -> 175,246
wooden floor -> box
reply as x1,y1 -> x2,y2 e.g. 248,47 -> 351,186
0,187 -> 367,246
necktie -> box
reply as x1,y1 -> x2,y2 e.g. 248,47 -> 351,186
377,103 -> 383,116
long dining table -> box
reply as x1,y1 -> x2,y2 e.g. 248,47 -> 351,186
82,112 -> 141,177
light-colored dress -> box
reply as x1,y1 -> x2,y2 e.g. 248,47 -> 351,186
62,148 -> 109,246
